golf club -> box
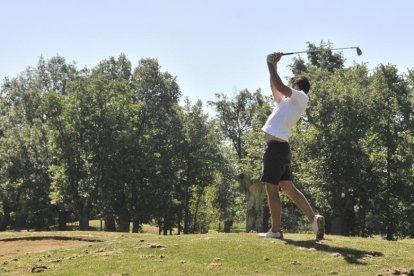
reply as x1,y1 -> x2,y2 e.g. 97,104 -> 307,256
281,47 -> 362,56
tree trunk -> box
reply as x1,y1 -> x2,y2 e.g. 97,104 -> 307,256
177,211 -> 182,235
117,205 -> 131,233
163,223 -> 168,235
192,188 -> 205,233
330,215 -> 346,235
14,213 -> 26,230
79,201 -> 89,231
183,187 -> 190,234
224,219 -> 233,233
132,220 -> 142,233
104,216 -> 116,232
161,216 -> 171,235
57,209 -> 67,231
385,90 -> 395,241
237,173 -> 265,232
158,219 -> 163,235
245,181 -> 265,232
330,195 -> 354,236
0,203 -> 11,231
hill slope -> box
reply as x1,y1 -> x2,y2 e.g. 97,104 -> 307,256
1,231 -> 413,275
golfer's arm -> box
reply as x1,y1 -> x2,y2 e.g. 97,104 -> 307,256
270,79 -> 283,103
268,62 -> 292,98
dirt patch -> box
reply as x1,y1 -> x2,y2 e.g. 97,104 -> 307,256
0,238 -> 98,256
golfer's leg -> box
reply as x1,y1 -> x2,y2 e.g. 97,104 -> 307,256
279,180 -> 314,222
266,182 -> 282,232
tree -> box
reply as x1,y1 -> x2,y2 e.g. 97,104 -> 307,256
300,65 -> 377,235
87,54 -> 134,232
305,41 -> 345,73
131,58 -> 184,234
365,64 -> 414,239
286,42 -> 414,238
47,73 -> 96,231
210,89 -> 268,232
0,62 -> 68,230
179,99 -> 225,233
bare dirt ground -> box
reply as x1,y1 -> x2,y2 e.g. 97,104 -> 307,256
0,230 -> 148,258
0,231 -> 110,257
0,239 -> 95,256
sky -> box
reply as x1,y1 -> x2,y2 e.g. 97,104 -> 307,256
1,0 -> 413,107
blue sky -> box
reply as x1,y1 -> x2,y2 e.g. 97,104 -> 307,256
1,0 -> 413,106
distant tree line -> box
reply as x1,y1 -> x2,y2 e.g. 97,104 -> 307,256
0,54 -> 241,234
1,42 -> 413,239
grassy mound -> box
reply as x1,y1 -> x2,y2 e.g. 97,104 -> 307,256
1,231 -> 413,275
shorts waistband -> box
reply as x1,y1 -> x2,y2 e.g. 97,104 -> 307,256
264,133 -> 288,143
266,140 -> 289,145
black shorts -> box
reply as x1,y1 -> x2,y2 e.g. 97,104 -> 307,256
260,140 -> 292,185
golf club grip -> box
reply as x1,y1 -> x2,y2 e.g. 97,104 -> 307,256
282,51 -> 311,56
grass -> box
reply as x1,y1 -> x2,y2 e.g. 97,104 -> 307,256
1,229 -> 413,275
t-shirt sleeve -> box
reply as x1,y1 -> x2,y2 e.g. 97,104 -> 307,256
290,89 -> 309,107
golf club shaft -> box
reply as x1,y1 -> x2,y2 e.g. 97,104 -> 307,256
282,47 -> 362,56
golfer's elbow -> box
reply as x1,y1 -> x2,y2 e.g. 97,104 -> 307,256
271,78 -> 291,97
277,85 -> 292,97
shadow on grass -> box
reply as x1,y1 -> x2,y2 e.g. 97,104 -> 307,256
0,236 -> 104,242
282,238 -> 383,264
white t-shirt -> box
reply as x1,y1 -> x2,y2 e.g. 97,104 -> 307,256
261,88 -> 309,141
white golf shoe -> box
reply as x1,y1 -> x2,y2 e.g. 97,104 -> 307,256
258,230 -> 284,239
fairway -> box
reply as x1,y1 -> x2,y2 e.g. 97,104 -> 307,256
1,231 -> 413,275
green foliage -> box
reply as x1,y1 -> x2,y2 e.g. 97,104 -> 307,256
0,55 -> 232,234
209,89 -> 264,160
0,43 -> 413,238
178,99 -> 229,233
0,65 -> 56,230
288,43 -> 414,238
241,94 -> 273,177
209,89 -> 269,232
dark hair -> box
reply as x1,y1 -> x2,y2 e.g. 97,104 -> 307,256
291,75 -> 311,94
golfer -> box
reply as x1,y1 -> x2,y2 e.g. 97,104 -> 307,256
258,52 -> 325,240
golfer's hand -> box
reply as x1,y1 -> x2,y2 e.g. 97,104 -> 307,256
267,52 -> 282,64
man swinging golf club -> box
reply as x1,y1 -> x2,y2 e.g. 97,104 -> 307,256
259,51 -> 325,240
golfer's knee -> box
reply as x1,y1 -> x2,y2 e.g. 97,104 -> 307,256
266,182 -> 278,195
280,181 -> 297,195
279,180 -> 293,190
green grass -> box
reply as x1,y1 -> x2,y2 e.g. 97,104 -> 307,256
1,230 -> 413,275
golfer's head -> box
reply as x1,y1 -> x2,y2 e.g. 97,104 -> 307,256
290,76 -> 311,94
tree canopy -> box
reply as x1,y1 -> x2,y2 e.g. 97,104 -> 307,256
1,43 -> 413,239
